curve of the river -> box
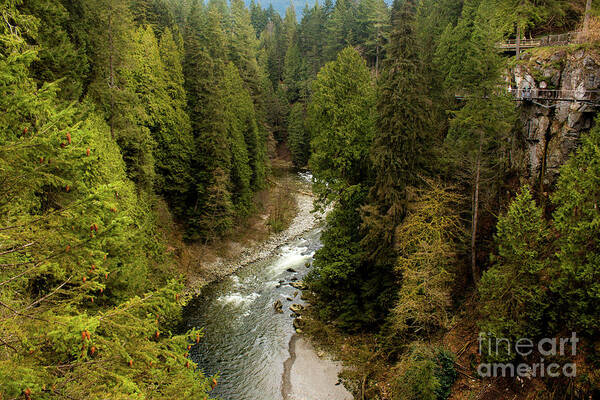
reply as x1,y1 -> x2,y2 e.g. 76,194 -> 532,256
183,174 -> 352,400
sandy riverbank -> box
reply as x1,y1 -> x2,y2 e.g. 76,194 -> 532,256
282,335 -> 353,400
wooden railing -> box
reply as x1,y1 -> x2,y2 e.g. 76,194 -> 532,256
510,87 -> 600,102
455,87 -> 600,104
497,31 -> 586,51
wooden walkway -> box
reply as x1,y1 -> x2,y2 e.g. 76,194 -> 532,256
497,31 -> 585,52
455,88 -> 600,106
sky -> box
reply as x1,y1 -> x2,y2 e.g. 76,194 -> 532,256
244,0 -> 322,19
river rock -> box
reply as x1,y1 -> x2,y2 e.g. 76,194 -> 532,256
293,316 -> 305,330
286,297 -> 293,301
290,304 -> 305,315
286,268 -> 297,273
274,299 -> 283,313
293,291 -> 298,298
290,281 -> 307,290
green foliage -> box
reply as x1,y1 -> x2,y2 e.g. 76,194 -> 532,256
478,187 -> 550,362
308,46 -> 375,199
551,121 -> 600,335
390,343 -> 457,400
325,0 -> 357,61
392,182 -> 463,337
129,25 -> 194,207
355,0 -> 390,69
306,186 -> 373,329
287,102 -> 310,168
83,0 -> 157,191
0,5 -> 212,396
305,47 -> 393,330
19,0 -> 89,100
361,0 -> 434,294
222,62 -> 253,216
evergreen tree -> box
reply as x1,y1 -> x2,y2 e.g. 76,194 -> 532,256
308,47 -> 375,198
355,0 -> 390,71
392,183 -> 462,338
183,4 -> 235,239
437,0 -> 515,282
0,5 -> 212,396
325,0 -> 357,61
551,121 -> 600,335
222,63 -> 254,215
298,1 -> 327,77
250,0 -> 268,36
20,0 -> 89,100
283,1 -> 297,48
132,26 -> 194,210
283,42 -> 307,102
83,0 -> 156,191
306,47 -> 381,329
361,0 -> 433,270
478,187 -> 550,362
287,102 -> 309,167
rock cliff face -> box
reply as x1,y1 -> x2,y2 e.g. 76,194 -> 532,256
512,47 -> 599,189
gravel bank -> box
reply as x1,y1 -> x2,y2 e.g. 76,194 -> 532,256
188,192 -> 324,293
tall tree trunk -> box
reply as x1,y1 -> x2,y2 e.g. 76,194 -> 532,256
584,0 -> 593,32
108,14 -> 115,140
515,24 -> 521,60
375,28 -> 380,78
471,131 -> 483,284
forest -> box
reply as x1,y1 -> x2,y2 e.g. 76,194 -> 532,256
1,0 -> 599,398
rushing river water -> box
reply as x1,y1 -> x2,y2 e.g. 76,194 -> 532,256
184,228 -> 323,400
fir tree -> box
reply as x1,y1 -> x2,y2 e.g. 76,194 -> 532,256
83,0 -> 156,191
361,0 -> 433,269
306,47 -> 382,329
478,187 -> 550,362
287,102 -> 310,167
437,0 -> 515,282
551,120 -> 600,335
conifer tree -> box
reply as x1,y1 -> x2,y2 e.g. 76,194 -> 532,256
437,0 -> 515,282
20,0 -> 89,100
83,0 -> 156,191
392,183 -> 462,337
306,47 -> 381,329
355,0 -> 390,71
287,102 -> 310,167
222,63 -> 254,215
478,187 -> 550,362
283,42 -> 307,102
130,26 -> 194,210
551,121 -> 600,335
0,6 -> 212,396
325,0 -> 357,61
298,1 -> 327,77
361,0 -> 433,269
184,4 -> 235,239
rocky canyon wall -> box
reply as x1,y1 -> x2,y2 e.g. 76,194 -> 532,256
511,46 -> 599,190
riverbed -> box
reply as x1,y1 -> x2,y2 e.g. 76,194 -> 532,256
183,174 -> 352,400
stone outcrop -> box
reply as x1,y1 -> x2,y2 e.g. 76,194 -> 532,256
512,47 -> 599,188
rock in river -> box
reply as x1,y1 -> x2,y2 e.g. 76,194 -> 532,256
274,299 -> 283,313
290,303 -> 305,315
290,281 -> 307,290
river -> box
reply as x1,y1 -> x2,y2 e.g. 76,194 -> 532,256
183,174 -> 352,400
